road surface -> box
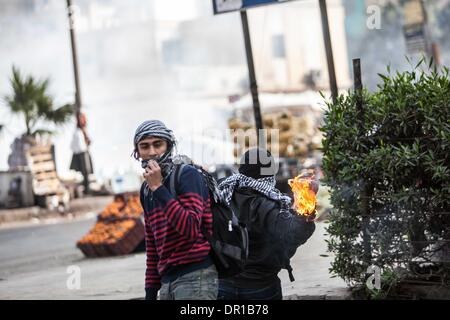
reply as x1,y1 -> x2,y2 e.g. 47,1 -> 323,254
0,217 -> 349,299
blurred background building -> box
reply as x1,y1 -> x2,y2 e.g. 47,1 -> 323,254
0,0 -> 449,186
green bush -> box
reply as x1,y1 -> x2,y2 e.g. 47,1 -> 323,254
320,60 -> 450,298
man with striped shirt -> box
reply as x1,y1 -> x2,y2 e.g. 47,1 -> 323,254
133,120 -> 217,300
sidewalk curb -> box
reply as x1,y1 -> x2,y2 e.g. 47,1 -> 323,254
0,196 -> 113,227
284,287 -> 353,300
284,293 -> 352,300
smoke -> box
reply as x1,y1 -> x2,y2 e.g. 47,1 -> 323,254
0,0 -> 246,180
3,0 -> 448,181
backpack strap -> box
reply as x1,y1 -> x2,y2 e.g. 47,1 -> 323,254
286,264 -> 295,282
169,164 -> 187,197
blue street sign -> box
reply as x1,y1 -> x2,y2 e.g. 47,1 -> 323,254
213,0 -> 297,14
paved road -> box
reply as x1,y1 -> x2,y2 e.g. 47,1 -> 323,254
0,218 -> 93,279
0,218 -> 349,299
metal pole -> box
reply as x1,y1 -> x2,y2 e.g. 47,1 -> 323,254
319,0 -> 338,104
353,59 -> 363,116
240,10 -> 265,148
67,0 -> 90,193
353,58 -> 372,265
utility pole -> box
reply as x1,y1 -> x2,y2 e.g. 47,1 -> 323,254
67,0 -> 90,194
319,0 -> 338,104
67,0 -> 82,117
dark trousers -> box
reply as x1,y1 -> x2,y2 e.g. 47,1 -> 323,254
218,278 -> 282,300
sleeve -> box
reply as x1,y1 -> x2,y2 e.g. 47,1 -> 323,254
264,202 -> 316,256
152,165 -> 209,242
283,211 -> 316,247
139,183 -> 146,211
142,190 -> 161,299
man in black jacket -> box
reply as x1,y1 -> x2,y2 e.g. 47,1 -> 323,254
218,148 -> 317,300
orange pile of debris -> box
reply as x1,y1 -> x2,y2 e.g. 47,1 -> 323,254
77,192 -> 145,257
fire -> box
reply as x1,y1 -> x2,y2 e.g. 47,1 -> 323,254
288,174 -> 317,216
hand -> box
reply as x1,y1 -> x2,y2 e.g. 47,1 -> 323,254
309,178 -> 319,195
143,160 -> 163,192
81,129 -> 91,146
299,172 -> 319,195
305,211 -> 317,222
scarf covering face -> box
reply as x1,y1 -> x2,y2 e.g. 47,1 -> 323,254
134,120 -> 176,177
218,173 -> 292,213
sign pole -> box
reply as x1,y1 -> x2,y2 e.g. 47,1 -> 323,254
353,58 -> 372,265
240,10 -> 265,148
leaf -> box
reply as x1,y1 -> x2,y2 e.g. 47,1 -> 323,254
378,73 -> 389,82
429,57 -> 434,69
405,55 -> 411,65
319,91 -> 325,99
415,57 -> 425,70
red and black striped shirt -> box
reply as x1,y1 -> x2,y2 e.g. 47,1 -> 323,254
139,165 -> 212,295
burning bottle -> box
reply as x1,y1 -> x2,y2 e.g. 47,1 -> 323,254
288,172 -> 317,216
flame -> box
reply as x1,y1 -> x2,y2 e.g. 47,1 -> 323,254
288,175 -> 317,216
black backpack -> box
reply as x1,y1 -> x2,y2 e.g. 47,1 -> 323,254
169,164 -> 249,279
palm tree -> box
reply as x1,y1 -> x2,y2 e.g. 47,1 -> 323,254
3,66 -> 75,137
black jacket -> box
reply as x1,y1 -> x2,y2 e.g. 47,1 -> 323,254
223,186 -> 316,288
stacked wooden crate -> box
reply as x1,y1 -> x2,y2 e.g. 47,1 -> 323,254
26,143 -> 70,209
228,107 -> 322,160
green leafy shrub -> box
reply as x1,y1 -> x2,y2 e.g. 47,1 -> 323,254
321,60 -> 450,298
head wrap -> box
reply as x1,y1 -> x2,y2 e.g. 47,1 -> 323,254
133,120 -> 176,177
134,120 -> 175,148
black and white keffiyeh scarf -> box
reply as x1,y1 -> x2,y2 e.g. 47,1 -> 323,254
134,120 -> 177,176
218,173 -> 292,213
134,120 -> 178,197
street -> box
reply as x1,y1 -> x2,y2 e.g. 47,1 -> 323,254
0,0 -> 448,302
0,218 -> 92,279
0,218 -> 349,300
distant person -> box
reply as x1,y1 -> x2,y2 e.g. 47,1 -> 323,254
133,120 -> 218,300
70,112 -> 93,193
217,148 -> 317,300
